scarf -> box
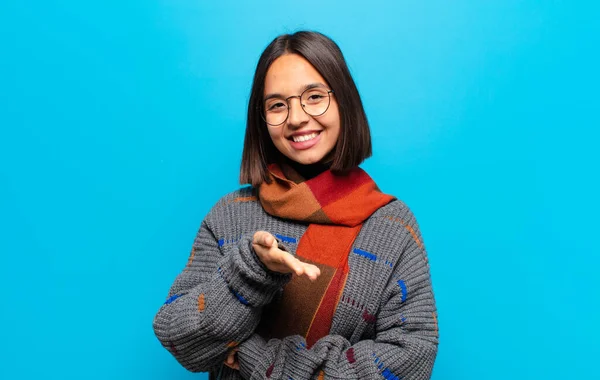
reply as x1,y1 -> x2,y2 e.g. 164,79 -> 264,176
256,163 -> 395,347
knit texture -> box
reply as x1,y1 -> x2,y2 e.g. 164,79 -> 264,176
256,163 -> 394,347
153,187 -> 439,379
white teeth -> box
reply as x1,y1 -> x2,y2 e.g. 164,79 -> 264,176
292,132 -> 319,143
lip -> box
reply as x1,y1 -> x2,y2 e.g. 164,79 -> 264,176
286,130 -> 322,139
288,131 -> 322,150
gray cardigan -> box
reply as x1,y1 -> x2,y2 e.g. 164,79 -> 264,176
153,188 -> 438,379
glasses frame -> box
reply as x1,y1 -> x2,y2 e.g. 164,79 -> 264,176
261,88 -> 334,126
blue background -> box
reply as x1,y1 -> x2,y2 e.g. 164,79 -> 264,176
1,1 -> 598,379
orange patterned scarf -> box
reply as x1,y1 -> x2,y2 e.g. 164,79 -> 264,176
257,163 -> 394,347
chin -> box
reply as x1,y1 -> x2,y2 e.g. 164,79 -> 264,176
289,154 -> 325,165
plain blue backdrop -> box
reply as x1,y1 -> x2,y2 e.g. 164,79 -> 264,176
1,1 -> 598,379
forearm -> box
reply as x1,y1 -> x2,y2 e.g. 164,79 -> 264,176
238,332 -> 437,379
153,232 -> 291,372
153,272 -> 259,372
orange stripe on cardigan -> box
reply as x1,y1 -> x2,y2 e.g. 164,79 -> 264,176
185,247 -> 195,271
384,216 -> 424,249
228,196 -> 257,204
197,294 -> 205,312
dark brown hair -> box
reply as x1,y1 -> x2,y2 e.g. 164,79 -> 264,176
240,31 -> 372,186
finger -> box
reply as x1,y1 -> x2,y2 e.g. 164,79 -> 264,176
268,233 -> 277,247
225,349 -> 236,364
253,237 -> 276,255
261,232 -> 273,247
303,263 -> 321,281
253,231 -> 266,246
225,349 -> 240,370
281,254 -> 305,276
252,231 -> 263,245
251,243 -> 290,274
266,250 -> 298,274
254,231 -> 275,248
224,361 -> 237,370
252,241 -> 267,254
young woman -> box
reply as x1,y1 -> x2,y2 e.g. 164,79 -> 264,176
153,31 -> 439,380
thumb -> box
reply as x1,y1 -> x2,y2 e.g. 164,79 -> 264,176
262,233 -> 277,248
265,234 -> 275,247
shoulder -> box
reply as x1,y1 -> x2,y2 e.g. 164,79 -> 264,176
206,186 -> 260,216
371,199 -> 420,226
203,186 -> 262,228
211,187 -> 258,207
360,199 -> 426,250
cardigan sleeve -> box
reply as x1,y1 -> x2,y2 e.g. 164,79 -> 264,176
152,212 -> 291,373
237,217 -> 439,380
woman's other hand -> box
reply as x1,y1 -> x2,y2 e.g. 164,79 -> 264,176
252,231 -> 320,281
224,347 -> 239,370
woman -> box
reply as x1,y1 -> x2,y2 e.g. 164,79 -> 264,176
153,31 -> 439,380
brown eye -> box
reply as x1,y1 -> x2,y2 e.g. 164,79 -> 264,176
266,101 -> 286,112
302,89 -> 328,105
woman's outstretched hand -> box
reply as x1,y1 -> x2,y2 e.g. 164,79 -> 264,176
252,231 -> 321,281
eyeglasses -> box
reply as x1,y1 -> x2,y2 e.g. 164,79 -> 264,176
262,86 -> 334,126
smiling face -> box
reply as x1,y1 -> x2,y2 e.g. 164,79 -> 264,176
263,54 -> 341,165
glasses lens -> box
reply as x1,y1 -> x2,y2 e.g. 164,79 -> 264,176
263,98 -> 288,125
301,88 -> 330,116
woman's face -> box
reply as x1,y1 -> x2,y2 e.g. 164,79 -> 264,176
263,54 -> 341,165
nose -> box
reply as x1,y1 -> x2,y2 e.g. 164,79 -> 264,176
287,96 -> 309,128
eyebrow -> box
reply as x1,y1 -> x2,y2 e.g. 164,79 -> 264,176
264,82 -> 326,102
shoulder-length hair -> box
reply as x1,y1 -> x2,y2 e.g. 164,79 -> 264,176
240,31 -> 372,187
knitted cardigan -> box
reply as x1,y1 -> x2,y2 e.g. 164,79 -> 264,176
153,187 -> 439,379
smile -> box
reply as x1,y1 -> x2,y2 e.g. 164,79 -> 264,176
291,132 -> 320,143
287,131 -> 323,150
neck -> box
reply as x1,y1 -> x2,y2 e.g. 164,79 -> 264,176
284,157 -> 332,181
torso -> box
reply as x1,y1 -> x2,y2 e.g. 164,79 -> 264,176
206,188 -> 414,344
